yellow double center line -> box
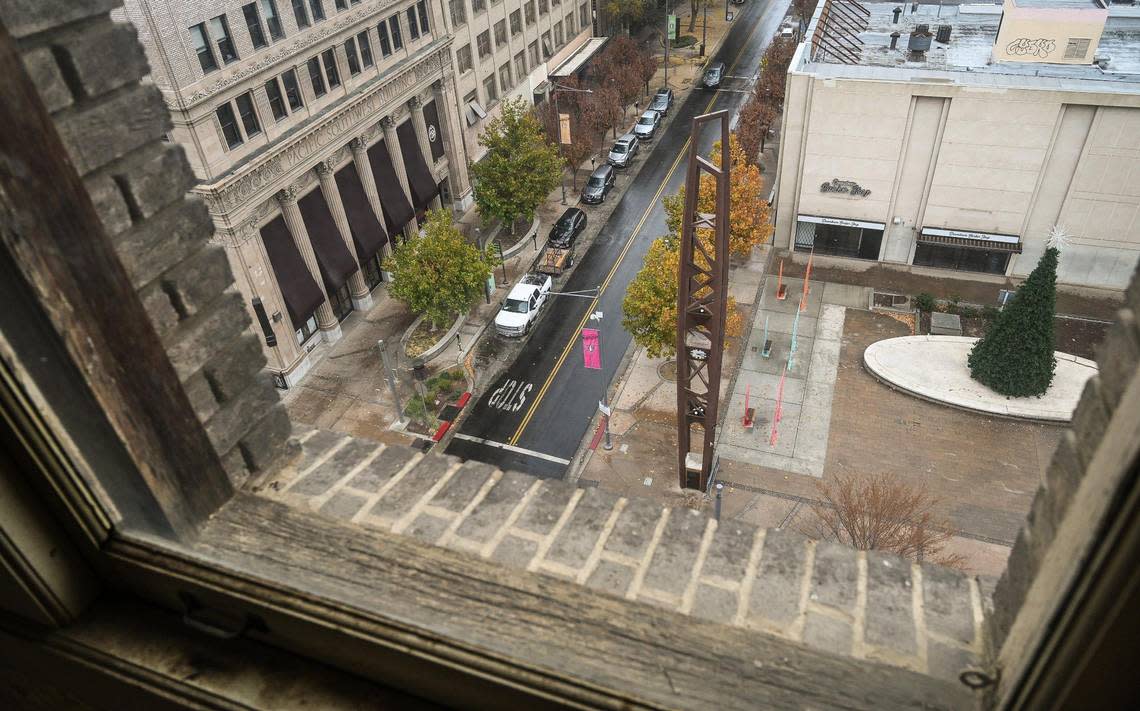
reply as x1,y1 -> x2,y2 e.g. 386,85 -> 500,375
508,10 -> 770,447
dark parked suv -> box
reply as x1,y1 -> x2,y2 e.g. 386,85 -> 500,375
548,207 -> 587,248
581,164 -> 616,204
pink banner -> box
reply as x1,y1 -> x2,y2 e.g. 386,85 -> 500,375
581,328 -> 601,370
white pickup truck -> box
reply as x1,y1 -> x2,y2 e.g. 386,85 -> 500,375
494,273 -> 552,337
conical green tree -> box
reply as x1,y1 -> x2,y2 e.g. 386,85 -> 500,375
967,247 -> 1059,397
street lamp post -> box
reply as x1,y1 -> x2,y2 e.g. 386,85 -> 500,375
664,0 -> 670,87
589,310 -> 613,451
549,82 -> 593,206
702,0 -> 708,57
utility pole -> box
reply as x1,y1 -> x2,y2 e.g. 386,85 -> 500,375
664,0 -> 670,87
589,310 -> 612,450
701,0 -> 708,57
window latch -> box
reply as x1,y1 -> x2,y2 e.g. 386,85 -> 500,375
179,591 -> 258,640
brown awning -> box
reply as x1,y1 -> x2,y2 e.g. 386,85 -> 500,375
397,119 -> 439,211
298,186 -> 357,292
366,139 -> 415,235
259,216 -> 324,330
334,163 -> 388,263
917,234 -> 1023,253
423,99 -> 445,163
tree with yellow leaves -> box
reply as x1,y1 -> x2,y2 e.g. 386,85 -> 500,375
622,137 -> 765,358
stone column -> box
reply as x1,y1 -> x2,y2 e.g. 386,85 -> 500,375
409,95 -> 443,212
381,115 -> 419,239
433,75 -> 474,212
276,186 -> 341,343
316,159 -> 372,311
349,136 -> 392,263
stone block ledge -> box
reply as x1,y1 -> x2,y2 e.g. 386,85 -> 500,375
251,426 -> 988,687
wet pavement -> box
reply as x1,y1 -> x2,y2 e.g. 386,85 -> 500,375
446,0 -> 789,476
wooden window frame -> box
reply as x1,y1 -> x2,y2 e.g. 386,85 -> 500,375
0,28 -> 1034,710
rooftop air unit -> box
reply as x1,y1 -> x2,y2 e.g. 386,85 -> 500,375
936,24 -> 952,43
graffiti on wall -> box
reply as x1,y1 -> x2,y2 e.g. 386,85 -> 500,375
1005,38 -> 1056,58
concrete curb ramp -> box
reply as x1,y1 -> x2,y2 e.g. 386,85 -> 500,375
863,335 -> 1097,423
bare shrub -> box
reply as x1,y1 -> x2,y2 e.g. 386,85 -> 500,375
799,473 -> 966,568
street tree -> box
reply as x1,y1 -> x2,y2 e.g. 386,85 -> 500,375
735,98 -> 777,166
601,0 -> 649,34
471,97 -> 563,233
535,100 -> 593,188
799,473 -> 965,568
595,36 -> 648,112
634,43 -> 658,97
968,242 -> 1060,397
387,209 -> 499,328
663,135 -> 773,257
793,0 -> 818,26
622,236 -> 744,358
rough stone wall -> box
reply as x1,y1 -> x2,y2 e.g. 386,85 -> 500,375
3,0 -> 296,485
256,426 -> 987,685
987,268 -> 1140,656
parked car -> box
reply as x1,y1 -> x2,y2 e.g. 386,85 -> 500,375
632,110 -> 662,140
548,207 -> 587,248
779,23 -> 795,38
702,61 -> 726,89
581,164 -> 616,204
607,133 -> 640,168
649,87 -> 673,115
494,273 -> 552,337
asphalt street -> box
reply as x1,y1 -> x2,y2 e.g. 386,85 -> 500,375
446,0 -> 789,477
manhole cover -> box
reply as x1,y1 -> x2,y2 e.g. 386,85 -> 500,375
657,360 -> 678,382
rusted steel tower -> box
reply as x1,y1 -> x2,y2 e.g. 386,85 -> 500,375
676,111 -> 730,491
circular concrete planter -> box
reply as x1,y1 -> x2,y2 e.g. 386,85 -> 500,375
401,312 -> 465,365
863,335 -> 1097,423
499,216 -> 543,259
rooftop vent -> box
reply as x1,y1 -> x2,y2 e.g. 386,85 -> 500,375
915,23 -> 930,35
890,31 -> 901,49
936,24 -> 952,44
892,6 -> 902,23
908,29 -> 933,54
1094,54 -> 1110,69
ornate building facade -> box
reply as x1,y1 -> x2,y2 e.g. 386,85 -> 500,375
119,0 -> 475,386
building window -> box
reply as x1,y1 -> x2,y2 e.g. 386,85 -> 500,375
308,0 -> 325,22
281,67 -> 304,109
494,20 -> 507,48
235,91 -> 261,138
477,30 -> 491,59
794,219 -> 883,260
189,23 -> 218,73
290,0 -> 310,28
514,51 -> 526,79
389,14 -> 403,50
262,0 -> 285,40
499,63 -> 512,92
565,12 -> 574,33
216,103 -> 243,149
242,4 -> 268,49
377,20 -> 392,56
472,0 -> 486,12
552,0 -> 560,6
1065,37 -> 1091,60
357,30 -> 373,67
265,76 -> 289,120
554,21 -> 563,46
913,241 -> 1012,275
345,36 -> 361,75
306,56 -> 326,96
528,40 -> 539,67
336,0 -> 347,9
541,31 -> 552,58
579,2 -> 588,29
406,7 -> 420,40
483,74 -> 499,103
457,44 -> 473,72
539,0 -> 549,16
295,313 -> 318,344
321,48 -> 340,88
209,15 -> 239,65
417,1 -> 430,34
525,1 -> 536,25
450,0 -> 466,27
510,10 -> 522,35
464,89 -> 486,125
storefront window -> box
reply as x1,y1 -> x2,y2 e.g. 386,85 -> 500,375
362,252 -> 384,291
913,244 -> 1010,275
329,282 -> 354,321
295,313 -> 318,345
794,217 -> 883,260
